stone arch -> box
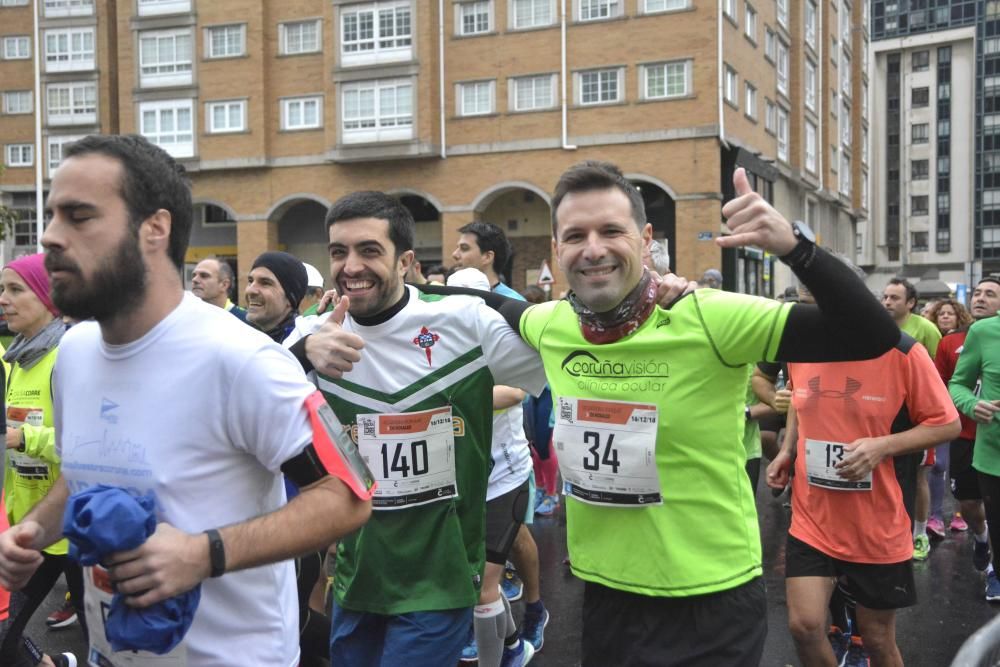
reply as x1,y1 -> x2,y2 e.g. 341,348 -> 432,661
471,181 -> 551,214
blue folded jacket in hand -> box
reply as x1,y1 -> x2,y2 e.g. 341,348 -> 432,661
62,484 -> 201,655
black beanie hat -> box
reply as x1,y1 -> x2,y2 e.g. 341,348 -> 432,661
251,251 -> 308,312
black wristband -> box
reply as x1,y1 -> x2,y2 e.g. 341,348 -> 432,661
778,239 -> 817,270
205,529 -> 226,578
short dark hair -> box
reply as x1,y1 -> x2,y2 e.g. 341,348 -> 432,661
551,160 -> 646,235
424,263 -> 445,278
325,191 -> 414,257
64,134 -> 192,271
887,277 -> 917,306
978,275 -> 1000,289
457,221 -> 511,277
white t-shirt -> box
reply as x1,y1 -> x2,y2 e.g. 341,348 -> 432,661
54,293 -> 314,667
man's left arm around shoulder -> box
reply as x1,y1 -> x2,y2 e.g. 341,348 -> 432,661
107,469 -> 371,609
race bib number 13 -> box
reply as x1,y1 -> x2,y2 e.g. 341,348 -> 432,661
804,438 -> 872,491
553,397 -> 661,507
357,406 -> 457,510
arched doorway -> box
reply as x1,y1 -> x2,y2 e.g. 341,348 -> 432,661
475,185 -> 552,293
273,198 -> 329,288
394,192 -> 442,270
630,179 -> 677,273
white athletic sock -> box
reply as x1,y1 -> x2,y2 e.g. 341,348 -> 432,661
914,520 -> 927,540
474,597 -> 507,667
976,528 -> 990,544
501,591 -> 518,646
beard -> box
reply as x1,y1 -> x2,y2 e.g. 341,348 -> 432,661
341,271 -> 403,320
45,229 -> 148,322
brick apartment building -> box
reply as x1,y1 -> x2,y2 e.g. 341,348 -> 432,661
0,0 -> 869,297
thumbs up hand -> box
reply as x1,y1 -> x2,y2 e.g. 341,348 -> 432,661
717,168 -> 798,256
304,295 -> 366,379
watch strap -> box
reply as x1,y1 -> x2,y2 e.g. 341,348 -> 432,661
205,528 -> 226,578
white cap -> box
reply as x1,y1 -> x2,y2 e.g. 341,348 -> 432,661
446,267 -> 490,292
302,262 -> 324,289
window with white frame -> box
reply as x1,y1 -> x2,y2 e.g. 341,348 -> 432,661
861,82 -> 868,118
764,27 -> 775,61
458,1 -> 491,35
3,91 -> 32,114
47,134 -> 82,175
841,0 -> 851,48
46,82 -> 96,125
281,95 -> 322,131
805,60 -> 816,110
140,99 -> 194,157
458,80 -> 494,116
745,4 -> 757,41
2,36 -> 30,60
765,98 -> 776,133
841,52 -> 851,97
137,0 -> 190,17
831,89 -> 838,119
862,126 -> 868,164
43,0 -> 92,17
511,74 -> 556,111
862,171 -> 868,210
723,0 -> 735,20
805,121 -> 817,173
830,144 -> 838,171
777,106 -> 788,161
840,153 -> 851,195
745,82 -> 757,118
724,65 -> 738,106
776,40 -> 789,95
0,0 -> 29,5
5,144 -> 32,167
643,60 -> 690,99
341,79 -> 413,143
206,100 -> 246,133
644,0 -> 687,12
281,19 -> 321,56
577,68 -> 622,105
776,0 -> 787,27
206,25 -> 245,59
44,28 -> 95,72
805,0 -> 817,48
841,102 -> 850,146
511,0 -> 554,28
578,0 -> 620,21
340,2 -> 412,66
139,29 -> 193,87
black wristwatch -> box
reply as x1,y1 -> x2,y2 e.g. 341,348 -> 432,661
744,405 -> 752,421
779,221 -> 817,269
205,529 -> 226,578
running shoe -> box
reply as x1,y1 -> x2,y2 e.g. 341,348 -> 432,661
926,517 -> 946,539
459,623 -> 477,662
986,571 -> 1000,602
827,625 -> 849,664
46,598 -> 78,629
534,495 -> 559,516
51,655 -> 78,667
951,513 -> 969,532
974,539 -> 992,572
842,636 -> 870,667
521,604 -> 549,652
499,638 -> 535,667
534,488 -> 545,510
502,563 -> 524,602
912,534 -> 930,561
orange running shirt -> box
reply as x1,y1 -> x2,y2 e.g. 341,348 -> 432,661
788,335 -> 958,564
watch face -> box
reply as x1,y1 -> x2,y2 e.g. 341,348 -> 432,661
795,222 -> 816,243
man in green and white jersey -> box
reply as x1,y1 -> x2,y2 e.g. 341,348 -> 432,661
418,161 -> 899,666
287,192 -> 546,666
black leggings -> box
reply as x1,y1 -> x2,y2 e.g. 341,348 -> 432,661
0,552 -> 84,664
978,471 -> 1000,573
296,550 -> 331,667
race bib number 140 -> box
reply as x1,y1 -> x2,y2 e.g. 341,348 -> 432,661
554,397 -> 661,507
357,406 -> 457,510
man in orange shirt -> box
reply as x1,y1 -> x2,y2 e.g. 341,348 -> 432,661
768,332 -> 959,667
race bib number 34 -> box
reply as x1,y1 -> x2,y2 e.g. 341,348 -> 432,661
554,397 -> 661,507
357,407 -> 457,510
804,439 -> 872,491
